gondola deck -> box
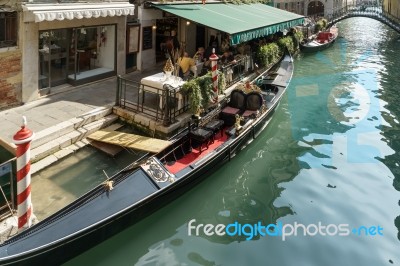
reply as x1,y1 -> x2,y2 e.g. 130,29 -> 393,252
0,52 -> 294,266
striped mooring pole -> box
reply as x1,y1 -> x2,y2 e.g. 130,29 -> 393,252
209,48 -> 219,103
13,116 -> 35,231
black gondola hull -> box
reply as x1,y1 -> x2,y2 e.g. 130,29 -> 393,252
0,54 -> 293,266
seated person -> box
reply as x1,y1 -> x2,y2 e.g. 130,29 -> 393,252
220,35 -> 230,53
193,47 -> 206,63
220,50 -> 237,83
220,50 -> 236,65
177,51 -> 195,78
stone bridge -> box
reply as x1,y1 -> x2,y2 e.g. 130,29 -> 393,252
326,5 -> 400,33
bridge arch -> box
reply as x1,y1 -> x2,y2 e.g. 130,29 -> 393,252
327,8 -> 400,34
308,1 -> 325,17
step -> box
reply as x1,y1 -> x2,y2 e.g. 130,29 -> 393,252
31,122 -> 124,174
32,107 -> 112,149
31,114 -> 118,163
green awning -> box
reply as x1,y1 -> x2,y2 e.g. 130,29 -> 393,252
152,3 -> 305,45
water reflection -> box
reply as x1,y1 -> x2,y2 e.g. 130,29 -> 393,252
279,18 -> 400,265
372,17 -> 400,241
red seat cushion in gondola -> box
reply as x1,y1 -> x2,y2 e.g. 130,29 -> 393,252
221,106 -> 240,114
242,110 -> 258,117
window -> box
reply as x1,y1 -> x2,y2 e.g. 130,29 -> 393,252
0,12 -> 17,48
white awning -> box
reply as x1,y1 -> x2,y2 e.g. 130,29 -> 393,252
22,3 -> 135,23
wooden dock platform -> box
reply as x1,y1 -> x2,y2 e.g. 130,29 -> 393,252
87,130 -> 172,153
88,140 -> 124,157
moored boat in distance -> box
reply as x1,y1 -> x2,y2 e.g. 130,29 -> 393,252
0,52 -> 294,265
300,25 -> 338,52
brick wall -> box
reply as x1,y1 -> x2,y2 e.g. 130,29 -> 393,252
0,50 -> 22,110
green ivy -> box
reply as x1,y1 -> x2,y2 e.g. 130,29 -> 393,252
217,70 -> 226,93
197,74 -> 214,108
278,36 -> 295,54
181,79 -> 202,113
180,74 -> 217,113
255,29 -> 302,67
292,30 -> 304,48
257,42 -> 280,67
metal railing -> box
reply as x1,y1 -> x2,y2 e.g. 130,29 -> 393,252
115,56 -> 255,124
220,55 -> 252,87
116,75 -> 189,126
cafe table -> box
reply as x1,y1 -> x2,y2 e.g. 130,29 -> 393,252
140,72 -> 186,110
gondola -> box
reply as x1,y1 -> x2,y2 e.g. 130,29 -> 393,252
0,52 -> 294,265
300,25 -> 338,52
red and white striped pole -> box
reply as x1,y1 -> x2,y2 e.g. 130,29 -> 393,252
209,48 -> 219,103
13,116 -> 35,231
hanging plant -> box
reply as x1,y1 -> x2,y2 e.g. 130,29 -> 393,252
277,36 -> 295,54
257,42 -> 280,67
217,70 -> 226,93
180,73 -> 217,113
197,74 -> 214,108
202,70 -> 226,95
292,30 -> 304,49
181,79 -> 202,113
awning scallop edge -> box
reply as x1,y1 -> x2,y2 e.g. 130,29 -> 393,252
22,3 -> 135,23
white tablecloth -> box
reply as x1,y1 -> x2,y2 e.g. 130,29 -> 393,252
140,72 -> 185,109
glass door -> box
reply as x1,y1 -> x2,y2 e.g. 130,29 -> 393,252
68,26 -> 115,84
68,27 -> 97,78
38,29 -> 69,89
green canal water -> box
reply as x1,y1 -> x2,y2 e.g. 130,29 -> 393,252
65,18 -> 400,265
31,145 -> 146,220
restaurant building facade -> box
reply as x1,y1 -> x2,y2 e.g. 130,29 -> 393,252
135,2 -> 305,72
0,0 -> 134,108
1,0 -> 306,109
